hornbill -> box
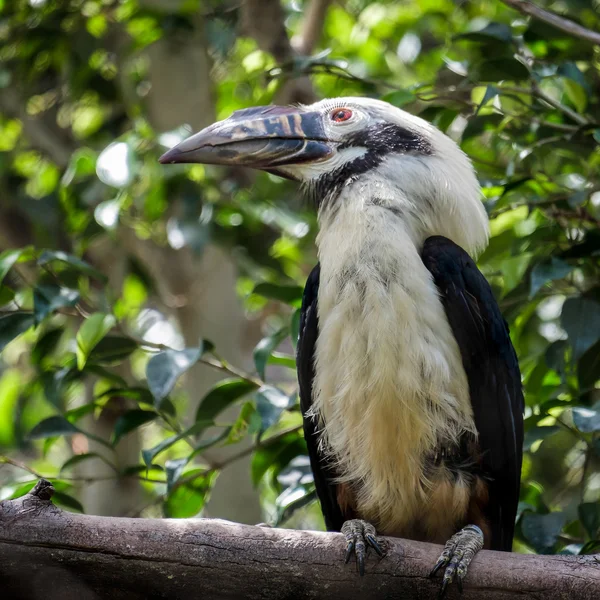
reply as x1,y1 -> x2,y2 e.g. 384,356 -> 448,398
160,98 -> 524,596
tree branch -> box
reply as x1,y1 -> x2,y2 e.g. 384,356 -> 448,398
241,0 -> 324,104
1,480 -> 599,599
499,0 -> 600,46
241,0 -> 295,64
292,0 -> 332,56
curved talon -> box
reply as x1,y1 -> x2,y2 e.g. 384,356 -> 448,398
430,524 -> 484,599
341,519 -> 383,576
365,534 -> 384,556
429,556 -> 448,578
344,540 -> 355,564
437,578 -> 450,600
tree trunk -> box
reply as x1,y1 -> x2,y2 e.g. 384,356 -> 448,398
1,480 -> 599,600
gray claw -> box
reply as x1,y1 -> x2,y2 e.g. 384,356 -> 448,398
430,524 -> 484,597
341,519 -> 383,576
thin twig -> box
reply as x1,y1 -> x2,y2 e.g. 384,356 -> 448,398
0,455 -> 167,485
499,0 -> 600,46
0,455 -> 44,478
208,424 -> 303,471
531,82 -> 589,126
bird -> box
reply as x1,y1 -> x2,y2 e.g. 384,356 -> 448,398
159,97 -> 524,597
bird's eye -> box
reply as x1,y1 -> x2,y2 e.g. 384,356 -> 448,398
331,108 -> 353,123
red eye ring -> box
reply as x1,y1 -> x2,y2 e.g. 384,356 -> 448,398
331,108 -> 353,123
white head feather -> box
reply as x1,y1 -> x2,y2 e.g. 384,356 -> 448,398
288,97 -> 489,256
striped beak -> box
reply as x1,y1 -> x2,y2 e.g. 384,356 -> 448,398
158,105 -> 333,179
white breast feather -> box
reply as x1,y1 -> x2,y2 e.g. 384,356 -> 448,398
312,180 -> 477,535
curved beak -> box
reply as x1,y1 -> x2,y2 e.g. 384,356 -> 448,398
159,106 -> 333,179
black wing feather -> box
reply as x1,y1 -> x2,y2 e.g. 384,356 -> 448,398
422,236 -> 524,551
297,263 -> 345,531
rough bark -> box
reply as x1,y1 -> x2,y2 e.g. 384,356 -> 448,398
1,481 -> 599,600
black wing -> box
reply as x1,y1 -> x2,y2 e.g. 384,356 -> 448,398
297,263 -> 345,531
422,236 -> 524,551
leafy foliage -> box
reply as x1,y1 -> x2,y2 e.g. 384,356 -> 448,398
0,0 -> 599,559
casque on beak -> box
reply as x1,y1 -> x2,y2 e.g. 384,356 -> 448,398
158,105 -> 333,179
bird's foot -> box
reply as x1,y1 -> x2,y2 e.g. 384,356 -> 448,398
341,519 -> 384,576
429,524 -> 484,599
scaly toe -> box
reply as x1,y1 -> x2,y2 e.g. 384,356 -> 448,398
431,524 -> 484,598
341,519 -> 384,576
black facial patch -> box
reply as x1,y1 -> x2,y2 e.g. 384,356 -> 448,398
339,122 -> 432,157
309,122 -> 433,209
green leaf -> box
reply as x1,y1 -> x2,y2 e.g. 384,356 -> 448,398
560,297 -> 600,361
122,464 -> 164,477
0,312 -> 35,352
0,286 -> 15,306
31,327 -> 63,365
29,415 -> 79,439
578,340 -> 600,391
88,336 -> 138,365
521,511 -> 567,553
268,352 -> 297,369
275,487 -> 317,526
253,327 -> 289,380
381,90 -> 415,108
558,62 -> 588,89
545,340 -> 567,378
530,258 -> 574,298
477,58 -> 529,82
8,481 -> 37,499
38,250 -> 107,282
53,491 -> 84,513
33,284 -> 80,324
65,402 -> 98,423
60,452 -> 103,473
572,407 -> 600,433
475,85 -> 499,116
189,427 -> 233,459
112,409 -> 157,444
578,502 -> 600,539
98,386 -> 176,416
146,347 -> 201,404
563,78 -> 587,113
84,364 -> 127,387
41,367 -> 79,407
251,431 -> 306,485
76,313 -> 116,370
195,378 -> 258,423
456,22 -> 513,43
256,385 -> 294,439
141,419 -> 213,466
580,540 -> 600,555
253,282 -> 304,306
523,425 -> 560,451
165,457 -> 189,492
0,247 -> 32,287
226,402 -> 260,444
163,470 -> 217,518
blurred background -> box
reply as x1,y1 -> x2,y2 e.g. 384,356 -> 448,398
0,0 -> 599,557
